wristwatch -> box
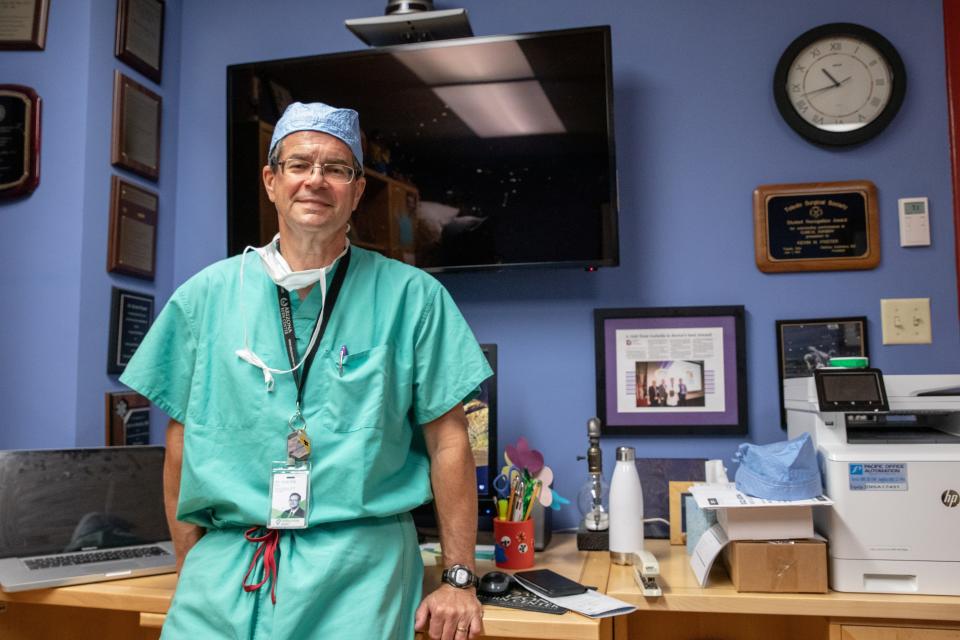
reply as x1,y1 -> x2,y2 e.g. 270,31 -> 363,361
441,564 -> 479,589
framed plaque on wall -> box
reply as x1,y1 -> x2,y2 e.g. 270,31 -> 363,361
111,71 -> 162,181
108,175 -> 158,279
0,0 -> 49,50
753,180 -> 880,273
0,85 -> 41,199
105,390 -> 151,446
115,0 -> 165,83
107,287 -> 154,374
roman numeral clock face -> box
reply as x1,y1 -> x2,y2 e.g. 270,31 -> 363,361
774,23 -> 906,146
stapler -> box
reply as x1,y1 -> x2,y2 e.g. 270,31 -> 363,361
631,550 -> 662,597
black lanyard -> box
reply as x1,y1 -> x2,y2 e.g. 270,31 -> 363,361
275,247 -> 351,408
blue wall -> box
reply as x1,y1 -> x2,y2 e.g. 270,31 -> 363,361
3,1 -> 956,530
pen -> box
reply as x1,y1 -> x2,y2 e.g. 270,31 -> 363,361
523,481 -> 542,521
338,345 -> 348,376
511,479 -> 526,521
506,475 -> 519,519
497,499 -> 508,520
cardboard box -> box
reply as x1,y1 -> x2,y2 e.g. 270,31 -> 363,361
717,505 -> 813,541
723,538 -> 827,593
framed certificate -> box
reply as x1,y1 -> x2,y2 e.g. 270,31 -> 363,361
105,390 -> 151,446
107,287 -> 154,374
753,180 -> 880,273
115,0 -> 165,83
108,176 -> 158,279
111,71 -> 162,181
594,306 -> 747,436
0,85 -> 41,199
0,0 -> 49,50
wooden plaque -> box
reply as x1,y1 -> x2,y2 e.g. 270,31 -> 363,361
108,175 -> 158,279
0,85 -> 41,199
105,390 -> 151,446
754,180 -> 880,273
115,0 -> 165,83
0,0 -> 49,50
111,71 -> 162,181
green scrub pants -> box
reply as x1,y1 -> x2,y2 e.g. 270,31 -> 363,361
161,513 -> 423,640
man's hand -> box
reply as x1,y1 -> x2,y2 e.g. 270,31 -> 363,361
414,584 -> 484,640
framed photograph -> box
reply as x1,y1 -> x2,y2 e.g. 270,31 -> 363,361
0,0 -> 49,50
115,0 -> 165,84
633,459 -> 705,539
105,390 -> 151,446
0,85 -> 41,199
107,175 -> 158,279
594,306 -> 748,436
753,180 -> 880,273
775,316 -> 868,428
111,70 -> 161,181
107,287 -> 154,374
669,481 -> 698,545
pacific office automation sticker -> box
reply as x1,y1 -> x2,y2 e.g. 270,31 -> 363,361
848,462 -> 908,491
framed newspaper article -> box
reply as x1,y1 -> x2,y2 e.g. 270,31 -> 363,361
594,306 -> 747,436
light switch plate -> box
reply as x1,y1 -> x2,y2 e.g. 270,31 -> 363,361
880,298 -> 932,344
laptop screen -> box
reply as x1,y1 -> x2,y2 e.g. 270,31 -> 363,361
0,447 -> 169,559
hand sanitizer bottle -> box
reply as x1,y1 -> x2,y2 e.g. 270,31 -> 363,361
609,446 -> 644,565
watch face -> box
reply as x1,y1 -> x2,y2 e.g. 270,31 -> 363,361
454,568 -> 469,585
774,23 -> 906,146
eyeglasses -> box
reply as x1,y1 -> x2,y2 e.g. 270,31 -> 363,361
277,160 -> 359,184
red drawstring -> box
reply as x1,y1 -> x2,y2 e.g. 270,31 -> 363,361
242,527 -> 281,604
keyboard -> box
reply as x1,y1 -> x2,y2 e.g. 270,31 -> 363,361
24,546 -> 170,570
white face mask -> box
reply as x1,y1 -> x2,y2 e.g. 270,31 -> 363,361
234,234 -> 350,391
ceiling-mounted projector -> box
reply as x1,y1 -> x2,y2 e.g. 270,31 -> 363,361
345,0 -> 473,47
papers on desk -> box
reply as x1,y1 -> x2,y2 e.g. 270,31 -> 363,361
690,483 -> 833,508
689,523 -> 729,587
513,575 -> 637,619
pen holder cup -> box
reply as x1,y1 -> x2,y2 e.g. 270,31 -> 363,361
493,517 -> 535,569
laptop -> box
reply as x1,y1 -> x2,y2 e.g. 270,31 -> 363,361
0,446 -> 175,592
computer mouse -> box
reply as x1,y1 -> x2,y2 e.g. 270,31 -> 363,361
479,570 -> 512,595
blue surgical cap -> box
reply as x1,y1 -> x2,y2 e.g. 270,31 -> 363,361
733,432 -> 823,501
269,102 -> 363,167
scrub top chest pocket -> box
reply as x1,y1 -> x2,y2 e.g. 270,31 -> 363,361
320,344 -> 394,433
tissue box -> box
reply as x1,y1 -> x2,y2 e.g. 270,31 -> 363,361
723,538 -> 827,593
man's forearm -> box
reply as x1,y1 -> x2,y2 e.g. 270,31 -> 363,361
430,438 -> 479,571
164,420 -> 204,573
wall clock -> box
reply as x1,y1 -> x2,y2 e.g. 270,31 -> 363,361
773,23 -> 906,146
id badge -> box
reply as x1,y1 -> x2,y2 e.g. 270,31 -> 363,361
269,461 -> 310,529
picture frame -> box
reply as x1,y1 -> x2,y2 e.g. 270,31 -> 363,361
115,0 -> 165,84
105,390 -> 151,446
111,70 -> 162,181
669,481 -> 698,545
594,306 -> 748,436
107,175 -> 158,279
753,180 -> 880,273
0,0 -> 49,51
775,316 -> 869,428
107,287 -> 154,374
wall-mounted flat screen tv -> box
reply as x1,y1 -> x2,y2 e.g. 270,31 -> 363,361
227,25 -> 618,273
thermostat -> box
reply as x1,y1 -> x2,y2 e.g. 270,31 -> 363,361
898,197 -> 930,247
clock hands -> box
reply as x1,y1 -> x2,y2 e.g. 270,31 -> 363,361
821,67 -> 843,87
803,75 -> 852,97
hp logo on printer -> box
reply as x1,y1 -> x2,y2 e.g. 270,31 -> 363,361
942,490 -> 960,508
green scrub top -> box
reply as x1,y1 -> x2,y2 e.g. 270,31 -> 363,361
120,246 -> 493,529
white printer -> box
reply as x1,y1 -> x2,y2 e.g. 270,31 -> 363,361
786,370 -> 960,595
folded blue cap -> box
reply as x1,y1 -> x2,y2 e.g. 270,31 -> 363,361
269,102 -> 363,167
733,432 -> 823,501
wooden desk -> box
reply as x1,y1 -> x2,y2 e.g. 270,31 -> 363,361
0,534 -> 611,640
606,540 -> 960,640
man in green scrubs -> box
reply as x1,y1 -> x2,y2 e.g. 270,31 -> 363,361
121,102 -> 492,640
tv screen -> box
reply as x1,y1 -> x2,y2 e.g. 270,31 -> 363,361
227,26 -> 618,272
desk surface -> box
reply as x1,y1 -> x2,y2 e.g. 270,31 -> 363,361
607,540 -> 960,623
0,534 -> 611,640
